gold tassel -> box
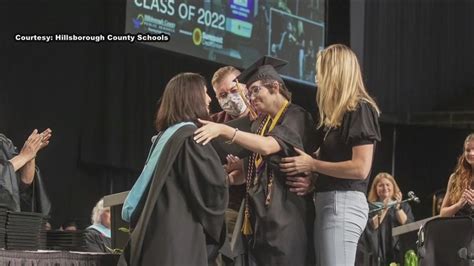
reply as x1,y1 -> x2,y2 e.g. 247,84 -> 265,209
235,79 -> 258,121
241,209 -> 253,235
265,174 -> 274,206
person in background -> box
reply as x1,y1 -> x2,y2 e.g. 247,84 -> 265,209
368,173 -> 414,229
432,189 -> 446,216
61,219 -> 79,231
44,221 -> 52,231
84,198 -> 112,253
366,172 -> 415,265
210,66 -> 252,240
0,129 -> 52,215
440,133 -> 474,217
211,66 -> 253,124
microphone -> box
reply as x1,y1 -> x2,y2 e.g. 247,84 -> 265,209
407,191 -> 421,203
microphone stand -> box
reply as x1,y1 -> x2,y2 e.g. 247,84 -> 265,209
369,197 -> 417,214
368,197 -> 419,266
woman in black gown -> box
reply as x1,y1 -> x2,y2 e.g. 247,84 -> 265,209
366,172 -> 415,265
119,73 -> 229,266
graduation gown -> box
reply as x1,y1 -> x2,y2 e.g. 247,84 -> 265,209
210,114 -> 252,211
357,202 -> 415,265
241,103 -> 317,266
84,227 -> 112,253
118,125 -> 229,266
0,134 -> 51,215
211,115 -> 254,164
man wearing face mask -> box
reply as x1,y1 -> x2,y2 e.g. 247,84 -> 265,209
210,66 -> 252,241
211,66 -> 250,123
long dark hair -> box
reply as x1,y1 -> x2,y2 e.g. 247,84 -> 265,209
155,73 -> 209,131
447,133 -> 474,204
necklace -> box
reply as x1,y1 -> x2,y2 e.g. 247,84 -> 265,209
241,100 -> 290,236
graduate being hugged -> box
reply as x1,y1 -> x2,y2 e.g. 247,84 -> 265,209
194,56 -> 317,266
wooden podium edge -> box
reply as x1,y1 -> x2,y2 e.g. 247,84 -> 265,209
392,216 -> 438,237
103,191 -> 129,207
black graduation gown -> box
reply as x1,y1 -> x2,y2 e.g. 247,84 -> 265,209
358,202 -> 415,265
241,103 -> 317,266
84,227 -> 112,253
0,134 -> 51,215
118,125 -> 229,266
211,115 -> 254,164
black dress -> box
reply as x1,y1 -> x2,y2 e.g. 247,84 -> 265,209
455,203 -> 474,217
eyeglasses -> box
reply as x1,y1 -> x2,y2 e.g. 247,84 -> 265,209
248,83 -> 273,98
248,85 -> 263,98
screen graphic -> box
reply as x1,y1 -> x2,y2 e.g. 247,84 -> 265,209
126,0 -> 325,85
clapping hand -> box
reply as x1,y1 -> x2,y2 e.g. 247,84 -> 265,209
394,191 -> 402,209
20,129 -> 43,161
19,128 -> 53,161
462,189 -> 474,206
39,128 -> 52,150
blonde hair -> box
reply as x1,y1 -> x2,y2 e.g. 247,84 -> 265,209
447,133 -> 474,205
211,66 -> 240,87
368,172 -> 402,202
316,44 -> 380,128
91,198 -> 109,225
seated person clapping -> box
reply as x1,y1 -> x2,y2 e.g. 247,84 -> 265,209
0,129 -> 52,214
365,172 -> 415,265
440,133 -> 474,217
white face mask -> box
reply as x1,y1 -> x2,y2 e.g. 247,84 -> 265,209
218,92 -> 247,117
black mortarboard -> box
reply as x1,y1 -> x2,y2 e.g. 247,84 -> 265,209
235,56 -> 288,86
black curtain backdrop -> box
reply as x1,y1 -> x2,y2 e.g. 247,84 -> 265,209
362,0 -> 474,218
385,125 -> 471,218
326,0 -> 350,46
363,0 -> 474,114
0,0 -> 317,227
0,0 -> 472,227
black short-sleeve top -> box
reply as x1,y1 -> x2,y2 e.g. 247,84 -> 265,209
314,101 -> 381,193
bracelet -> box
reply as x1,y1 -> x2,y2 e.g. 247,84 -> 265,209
225,128 -> 239,144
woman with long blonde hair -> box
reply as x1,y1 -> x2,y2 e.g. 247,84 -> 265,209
440,133 -> 474,217
280,44 -> 381,265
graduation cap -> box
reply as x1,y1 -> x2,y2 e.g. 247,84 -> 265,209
236,56 -> 288,86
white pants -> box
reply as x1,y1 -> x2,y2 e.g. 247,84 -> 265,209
314,191 -> 369,266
